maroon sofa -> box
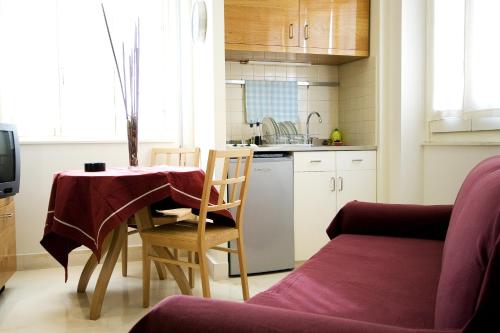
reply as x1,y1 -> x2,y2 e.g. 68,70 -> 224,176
130,156 -> 500,333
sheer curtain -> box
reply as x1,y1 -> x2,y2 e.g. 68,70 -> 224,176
0,0 -> 184,142
432,0 -> 500,119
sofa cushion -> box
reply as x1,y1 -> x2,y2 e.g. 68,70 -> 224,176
248,234 -> 443,329
435,155 -> 500,330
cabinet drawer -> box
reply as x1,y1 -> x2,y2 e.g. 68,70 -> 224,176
0,221 -> 16,286
0,211 -> 15,233
0,197 -> 14,209
294,152 -> 335,172
337,151 -> 376,171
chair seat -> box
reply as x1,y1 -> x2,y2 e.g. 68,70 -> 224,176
141,221 -> 240,251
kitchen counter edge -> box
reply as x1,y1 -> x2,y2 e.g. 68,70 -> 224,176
253,145 -> 377,152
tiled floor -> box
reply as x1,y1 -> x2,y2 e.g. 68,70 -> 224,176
0,261 -> 289,333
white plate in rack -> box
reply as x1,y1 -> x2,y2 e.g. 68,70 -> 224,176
284,121 -> 298,135
262,117 -> 280,142
278,122 -> 290,135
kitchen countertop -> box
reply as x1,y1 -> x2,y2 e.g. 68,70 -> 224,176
227,144 -> 377,152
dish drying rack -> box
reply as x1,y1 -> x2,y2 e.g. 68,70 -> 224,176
261,117 -> 308,145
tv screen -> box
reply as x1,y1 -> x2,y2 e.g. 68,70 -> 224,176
0,123 -> 20,197
0,130 -> 15,183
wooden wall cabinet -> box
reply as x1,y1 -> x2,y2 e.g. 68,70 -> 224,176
225,0 -> 300,48
299,0 -> 369,54
0,197 -> 16,289
225,0 -> 370,65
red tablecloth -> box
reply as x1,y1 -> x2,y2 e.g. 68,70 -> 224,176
40,166 -> 234,278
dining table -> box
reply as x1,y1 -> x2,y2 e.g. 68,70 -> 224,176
40,165 -> 234,320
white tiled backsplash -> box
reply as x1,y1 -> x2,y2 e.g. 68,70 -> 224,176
225,59 -> 376,146
338,57 -> 376,146
225,61 -> 339,143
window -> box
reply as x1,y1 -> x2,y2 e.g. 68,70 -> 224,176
430,0 -> 500,132
0,0 -> 183,142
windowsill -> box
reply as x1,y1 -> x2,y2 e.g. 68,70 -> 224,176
429,117 -> 500,133
20,138 -> 175,145
422,141 -> 500,146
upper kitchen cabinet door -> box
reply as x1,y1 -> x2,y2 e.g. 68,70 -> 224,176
225,0 -> 300,48
300,0 -> 370,55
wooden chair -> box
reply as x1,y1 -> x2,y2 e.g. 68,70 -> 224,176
121,147 -> 201,280
140,149 -> 253,306
149,147 -> 201,225
150,147 -> 201,168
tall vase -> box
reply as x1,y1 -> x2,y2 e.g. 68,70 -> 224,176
127,119 -> 138,167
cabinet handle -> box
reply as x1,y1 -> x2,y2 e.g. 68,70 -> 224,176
289,24 -> 294,39
338,177 -> 343,191
0,213 -> 14,218
352,159 -> 364,163
309,160 -> 322,163
330,177 -> 336,192
304,24 -> 310,40
254,167 -> 272,172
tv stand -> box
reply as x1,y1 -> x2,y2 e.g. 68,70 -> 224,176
0,197 -> 16,289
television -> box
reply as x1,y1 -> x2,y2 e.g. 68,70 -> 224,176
0,123 -> 20,197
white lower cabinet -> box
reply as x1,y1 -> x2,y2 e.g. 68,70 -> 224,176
294,170 -> 337,261
294,150 -> 376,261
336,169 -> 376,209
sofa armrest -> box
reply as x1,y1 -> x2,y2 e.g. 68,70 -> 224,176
129,296 -> 459,333
326,201 -> 453,241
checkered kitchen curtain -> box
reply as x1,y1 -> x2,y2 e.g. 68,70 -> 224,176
245,80 -> 298,123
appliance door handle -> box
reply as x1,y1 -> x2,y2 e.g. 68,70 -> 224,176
330,177 -> 336,192
338,177 -> 343,191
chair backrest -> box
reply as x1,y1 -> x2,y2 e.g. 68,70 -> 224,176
150,147 -> 200,167
434,155 -> 500,331
196,149 -> 253,239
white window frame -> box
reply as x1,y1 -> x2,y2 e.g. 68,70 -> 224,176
0,0 -> 183,144
427,0 -> 500,134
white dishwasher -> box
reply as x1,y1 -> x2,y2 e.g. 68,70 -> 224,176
228,152 -> 294,276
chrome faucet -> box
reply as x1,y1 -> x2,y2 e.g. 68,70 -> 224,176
306,111 -> 323,144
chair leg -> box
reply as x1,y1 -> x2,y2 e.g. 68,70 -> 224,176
188,251 -> 195,289
198,247 -> 211,298
236,236 -> 250,300
171,248 -> 179,280
142,240 -> 151,308
122,233 -> 128,277
154,261 -> 167,280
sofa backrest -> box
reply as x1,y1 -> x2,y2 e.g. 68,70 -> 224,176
435,155 -> 500,330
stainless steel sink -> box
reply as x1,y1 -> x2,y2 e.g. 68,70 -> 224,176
260,143 -> 313,148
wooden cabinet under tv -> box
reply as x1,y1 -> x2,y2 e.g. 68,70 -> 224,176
0,197 -> 16,290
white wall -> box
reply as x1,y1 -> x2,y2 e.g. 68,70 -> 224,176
378,0 -> 426,204
423,145 -> 500,204
192,0 -> 226,166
